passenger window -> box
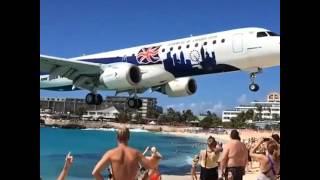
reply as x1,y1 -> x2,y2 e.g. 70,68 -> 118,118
132,54 -> 135,56
186,44 -> 190,48
257,32 -> 268,37
213,40 -> 216,44
195,43 -> 198,47
204,42 -> 207,46
170,47 -> 173,51
178,46 -> 181,50
221,39 -> 225,43
162,48 -> 165,52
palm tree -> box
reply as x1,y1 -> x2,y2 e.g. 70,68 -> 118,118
255,104 -> 263,121
245,109 -> 254,121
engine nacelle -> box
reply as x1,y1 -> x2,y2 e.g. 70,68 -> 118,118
160,77 -> 197,97
99,63 -> 141,90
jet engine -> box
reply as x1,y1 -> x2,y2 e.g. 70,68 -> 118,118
99,63 -> 141,90
159,77 -> 197,97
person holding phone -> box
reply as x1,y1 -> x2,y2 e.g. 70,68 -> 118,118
250,138 -> 280,180
191,136 -> 223,180
57,152 -> 73,180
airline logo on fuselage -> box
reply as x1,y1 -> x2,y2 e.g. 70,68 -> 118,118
136,46 -> 161,64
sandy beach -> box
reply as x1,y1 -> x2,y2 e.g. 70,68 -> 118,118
160,129 -> 279,142
159,130 -> 279,180
162,161 -> 262,180
42,119 -> 279,179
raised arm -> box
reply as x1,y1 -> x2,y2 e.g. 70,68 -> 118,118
142,146 -> 150,155
249,138 -> 265,161
57,153 -> 73,180
138,151 -> 156,169
92,151 -> 111,180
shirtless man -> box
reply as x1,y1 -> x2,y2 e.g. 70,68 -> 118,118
220,130 -> 248,180
92,127 -> 156,180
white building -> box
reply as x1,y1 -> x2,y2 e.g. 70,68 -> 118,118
222,92 -> 280,122
105,96 -> 159,118
82,106 -> 119,121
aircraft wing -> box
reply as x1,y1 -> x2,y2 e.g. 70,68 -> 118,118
40,55 -> 103,91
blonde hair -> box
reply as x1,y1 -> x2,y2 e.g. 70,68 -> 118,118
117,127 -> 130,142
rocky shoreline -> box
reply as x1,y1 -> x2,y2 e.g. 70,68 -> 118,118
41,118 -> 188,132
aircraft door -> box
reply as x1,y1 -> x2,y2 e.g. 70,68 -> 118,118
232,33 -> 243,53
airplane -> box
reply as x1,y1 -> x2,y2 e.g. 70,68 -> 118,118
40,27 -> 280,109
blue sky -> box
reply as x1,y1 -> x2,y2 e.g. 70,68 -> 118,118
40,0 -> 280,115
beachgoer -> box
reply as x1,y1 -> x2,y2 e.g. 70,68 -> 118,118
92,127 -> 156,180
191,154 -> 200,180
191,136 -> 223,180
220,130 -> 248,180
246,142 -> 253,172
271,134 -> 280,145
57,152 -> 73,180
141,146 -> 162,180
106,167 -> 112,180
250,138 -> 280,180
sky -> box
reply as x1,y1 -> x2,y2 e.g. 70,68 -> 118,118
40,0 -> 280,116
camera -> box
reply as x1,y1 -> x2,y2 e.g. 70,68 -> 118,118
263,138 -> 270,142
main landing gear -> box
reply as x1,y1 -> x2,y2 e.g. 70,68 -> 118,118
127,97 -> 142,109
85,93 -> 103,105
249,71 -> 260,92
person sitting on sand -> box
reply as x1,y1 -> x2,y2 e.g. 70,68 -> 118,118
220,130 -> 248,180
191,136 -> 223,180
92,127 -> 156,180
141,146 -> 162,180
250,138 -> 280,180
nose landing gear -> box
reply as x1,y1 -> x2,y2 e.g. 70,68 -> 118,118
248,68 -> 262,92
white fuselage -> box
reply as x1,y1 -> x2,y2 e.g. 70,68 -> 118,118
40,27 -> 280,91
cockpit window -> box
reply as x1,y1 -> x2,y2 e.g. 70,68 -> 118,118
267,31 -> 279,36
257,32 -> 268,38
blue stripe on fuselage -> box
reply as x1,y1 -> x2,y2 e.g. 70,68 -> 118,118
40,49 -> 240,78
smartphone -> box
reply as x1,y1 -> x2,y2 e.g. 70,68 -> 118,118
263,138 -> 270,142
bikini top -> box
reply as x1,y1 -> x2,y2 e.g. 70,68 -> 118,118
263,155 -> 277,177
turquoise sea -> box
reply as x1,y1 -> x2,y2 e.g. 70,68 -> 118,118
40,127 -> 214,180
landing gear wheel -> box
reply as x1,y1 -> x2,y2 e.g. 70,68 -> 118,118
86,93 -> 103,105
128,98 -> 136,108
94,94 -> 103,105
85,93 -> 95,104
136,99 -> 142,109
127,98 -> 142,109
249,83 -> 259,92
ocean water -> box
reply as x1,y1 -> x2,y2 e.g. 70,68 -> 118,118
40,127 -> 211,180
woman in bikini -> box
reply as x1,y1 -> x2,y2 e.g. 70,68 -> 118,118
250,138 -> 280,180
141,146 -> 162,180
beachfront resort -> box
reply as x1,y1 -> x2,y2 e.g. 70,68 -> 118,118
40,92 -> 280,180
